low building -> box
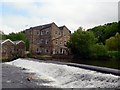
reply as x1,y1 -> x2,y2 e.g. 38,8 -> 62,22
0,39 -> 15,60
0,39 -> 25,60
14,40 -> 25,57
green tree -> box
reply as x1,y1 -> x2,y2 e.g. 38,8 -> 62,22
105,32 -> 120,51
88,22 -> 119,44
115,32 -> 120,51
91,43 -> 107,59
67,27 -> 96,58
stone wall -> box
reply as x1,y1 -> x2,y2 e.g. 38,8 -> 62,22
2,41 -> 15,60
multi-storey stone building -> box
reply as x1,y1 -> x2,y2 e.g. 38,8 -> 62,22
23,22 -> 71,55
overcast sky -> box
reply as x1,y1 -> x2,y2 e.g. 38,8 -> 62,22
0,0 -> 119,34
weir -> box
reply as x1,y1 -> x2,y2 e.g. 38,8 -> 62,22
4,58 -> 120,88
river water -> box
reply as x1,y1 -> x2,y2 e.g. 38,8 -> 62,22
5,58 -> 120,88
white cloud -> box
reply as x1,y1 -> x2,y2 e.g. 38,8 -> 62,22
1,0 -> 118,34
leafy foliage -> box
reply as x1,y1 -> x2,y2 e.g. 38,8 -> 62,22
67,27 -> 96,58
88,22 -> 119,44
91,43 -> 108,59
105,32 -> 120,51
68,22 -> 120,60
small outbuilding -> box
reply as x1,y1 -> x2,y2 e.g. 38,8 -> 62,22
0,39 -> 15,60
0,39 -> 26,61
14,40 -> 25,57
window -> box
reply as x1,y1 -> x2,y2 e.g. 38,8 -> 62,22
46,31 -> 49,34
45,49 -> 48,53
40,39 -> 43,44
59,32 -> 61,35
56,41 -> 58,45
37,41 -> 39,44
30,31 -> 32,34
37,48 -> 39,52
55,31 -> 57,34
60,42 -> 62,44
39,48 -> 42,53
64,41 -> 66,44
37,31 -> 40,35
41,31 -> 44,35
45,39 -> 48,44
64,33 -> 66,36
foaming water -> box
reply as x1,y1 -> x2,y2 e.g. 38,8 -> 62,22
5,58 -> 120,88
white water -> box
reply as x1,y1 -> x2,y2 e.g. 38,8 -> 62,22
5,58 -> 120,88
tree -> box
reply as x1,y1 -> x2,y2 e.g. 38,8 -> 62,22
115,32 -> 120,51
88,22 -> 119,44
91,43 -> 107,59
67,27 -> 96,58
105,32 -> 120,51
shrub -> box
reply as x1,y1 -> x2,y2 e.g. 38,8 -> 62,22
91,44 -> 108,59
108,51 -> 120,60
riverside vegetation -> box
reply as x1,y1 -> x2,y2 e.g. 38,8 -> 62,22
67,22 -> 120,69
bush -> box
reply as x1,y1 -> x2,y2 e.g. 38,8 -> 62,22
91,44 -> 108,59
108,51 -> 120,60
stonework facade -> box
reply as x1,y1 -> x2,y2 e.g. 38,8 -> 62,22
0,39 -> 15,60
14,41 -> 26,57
23,22 -> 71,55
0,39 -> 25,60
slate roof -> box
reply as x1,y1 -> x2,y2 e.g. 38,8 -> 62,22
29,22 -> 54,30
13,40 -> 25,44
0,39 -> 25,44
59,25 -> 71,33
13,41 -> 20,44
25,22 -> 71,33
59,26 -> 65,30
0,39 -> 14,44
